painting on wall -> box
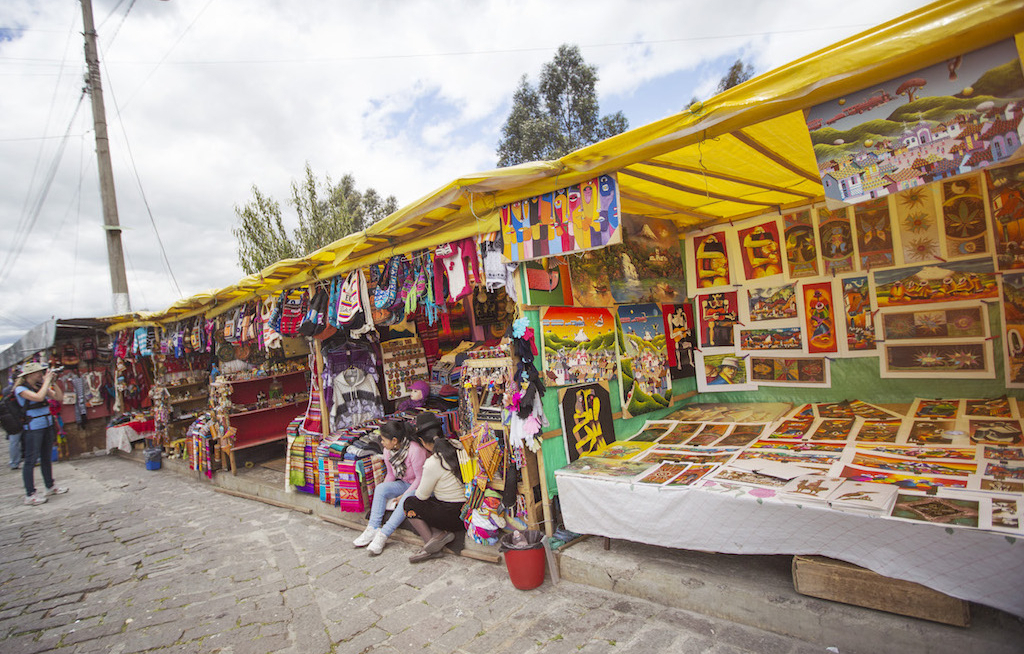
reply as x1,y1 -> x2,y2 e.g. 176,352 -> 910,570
739,328 -> 803,351
879,305 -> 988,341
569,215 -> 686,306
881,341 -> 993,379
782,209 -> 819,279
696,352 -> 755,393
691,231 -> 732,290
558,382 -> 616,463
840,275 -> 876,353
1001,271 -> 1024,388
941,174 -> 990,259
738,220 -> 783,282
522,261 -> 574,306
697,291 -> 738,349
750,356 -> 830,387
803,281 -> 839,354
540,307 -> 617,386
816,206 -> 856,274
987,162 -> 1024,271
662,303 -> 697,380
616,304 -> 673,418
872,257 -> 998,308
805,38 -> 1024,205
853,197 -> 895,269
500,175 -> 621,262
746,283 -> 798,322
893,186 -> 943,264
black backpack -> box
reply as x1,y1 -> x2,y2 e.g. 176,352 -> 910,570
0,385 -> 27,435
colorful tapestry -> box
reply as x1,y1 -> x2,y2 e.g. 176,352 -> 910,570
500,174 -> 621,261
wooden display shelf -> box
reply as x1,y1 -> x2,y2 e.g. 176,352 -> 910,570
165,379 -> 206,389
232,433 -> 288,451
228,399 -> 306,419
169,415 -> 200,424
221,369 -> 307,386
169,394 -> 208,405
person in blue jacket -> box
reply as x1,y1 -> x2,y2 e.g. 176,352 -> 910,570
15,362 -> 67,506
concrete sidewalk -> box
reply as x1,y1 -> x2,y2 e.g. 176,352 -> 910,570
144,447 -> 1024,654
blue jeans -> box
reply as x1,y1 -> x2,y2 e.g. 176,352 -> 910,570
8,431 -> 21,469
21,426 -> 54,497
368,480 -> 415,537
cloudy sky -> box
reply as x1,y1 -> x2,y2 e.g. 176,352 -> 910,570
0,0 -> 934,349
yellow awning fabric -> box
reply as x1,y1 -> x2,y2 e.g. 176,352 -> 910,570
104,0 -> 1024,331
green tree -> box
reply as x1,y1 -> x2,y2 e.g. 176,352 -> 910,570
233,163 -> 398,274
716,58 -> 755,93
496,44 -> 628,167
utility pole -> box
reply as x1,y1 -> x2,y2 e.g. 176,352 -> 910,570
80,0 -> 131,314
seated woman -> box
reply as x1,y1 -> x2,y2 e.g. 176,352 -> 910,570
404,412 -> 466,563
353,420 -> 427,555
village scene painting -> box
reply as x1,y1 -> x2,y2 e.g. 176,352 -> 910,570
872,257 -> 998,307
616,304 -> 673,418
540,307 -> 617,386
747,283 -> 798,322
806,38 -> 1024,205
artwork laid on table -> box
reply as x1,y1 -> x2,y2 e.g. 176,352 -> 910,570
987,162 -> 1024,271
871,257 -> 998,308
982,478 -> 1024,493
750,439 -> 847,453
592,440 -> 654,460
541,307 -> 617,386
880,305 -> 988,341
805,38 -> 1024,205
711,467 -> 790,489
854,420 -> 903,443
909,398 -> 961,419
685,423 -> 730,446
853,197 -> 895,269
851,452 -> 976,477
990,498 -> 1021,532
662,303 -> 697,380
716,424 -> 767,447
697,291 -> 738,349
840,275 -> 876,354
636,462 -> 692,485
782,209 -> 819,279
984,461 -> 1024,480
750,356 -> 830,387
667,402 -> 791,423
964,396 -> 1018,419
569,215 -> 686,306
816,206 -> 856,274
657,422 -> 703,445
893,186 -> 942,264
616,304 -> 673,418
766,418 -> 815,439
803,281 -> 839,353
746,283 -> 799,322
738,219 -> 783,282
941,174 -> 989,260
905,420 -> 962,446
628,426 -> 670,442
635,448 -> 738,466
816,400 -> 904,420
839,465 -> 968,491
969,419 -> 1023,445
690,231 -> 732,290
1000,271 -> 1024,388
557,456 -> 654,481
810,418 -> 856,441
500,175 -> 621,262
881,341 -> 993,379
739,327 -> 803,351
892,494 -> 980,527
860,445 -> 977,461
664,463 -> 720,487
522,260 -> 574,306
983,445 -> 1024,461
696,352 -> 755,393
558,382 -> 616,463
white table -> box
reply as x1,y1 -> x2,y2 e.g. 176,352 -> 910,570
105,424 -> 150,453
556,472 -> 1024,617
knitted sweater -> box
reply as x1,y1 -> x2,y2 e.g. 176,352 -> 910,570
415,454 -> 465,503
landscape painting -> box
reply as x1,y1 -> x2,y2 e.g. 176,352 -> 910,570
746,283 -> 798,322
616,304 -> 673,418
872,257 -> 998,307
541,307 -> 617,386
806,38 -> 1024,206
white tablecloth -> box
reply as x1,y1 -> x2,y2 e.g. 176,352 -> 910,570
556,472 -> 1024,617
105,425 -> 149,453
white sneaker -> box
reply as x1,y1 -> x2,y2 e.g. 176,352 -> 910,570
44,486 -> 68,496
23,493 -> 47,506
367,530 -> 388,555
353,525 -> 378,548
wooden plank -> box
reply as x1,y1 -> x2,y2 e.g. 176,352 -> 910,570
792,555 -> 970,627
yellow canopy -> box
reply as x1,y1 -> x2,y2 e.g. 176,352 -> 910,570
105,0 -> 1024,331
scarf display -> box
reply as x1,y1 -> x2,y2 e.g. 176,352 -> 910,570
388,438 -> 411,480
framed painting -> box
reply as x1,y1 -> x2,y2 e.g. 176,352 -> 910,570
853,197 -> 895,269
871,257 -> 998,308
816,206 -> 856,274
697,291 -> 738,350
750,356 -> 830,387
782,209 -> 819,279
541,307 -> 617,386
941,174 -> 990,260
893,185 -> 943,265
695,351 -> 756,393
689,230 -> 732,292
879,305 -> 989,341
803,281 -> 839,354
616,304 -> 673,418
1000,271 -> 1024,388
661,303 -> 697,380
881,341 -> 994,379
737,219 -> 784,282
839,274 -> 876,355
988,162 -> 1024,271
558,382 -> 616,463
745,283 -> 799,323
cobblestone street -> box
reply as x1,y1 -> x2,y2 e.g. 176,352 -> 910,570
0,456 -> 826,654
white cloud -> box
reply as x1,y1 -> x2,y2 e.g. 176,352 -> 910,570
0,0 -> 934,349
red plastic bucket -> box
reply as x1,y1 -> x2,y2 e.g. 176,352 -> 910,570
503,546 -> 545,590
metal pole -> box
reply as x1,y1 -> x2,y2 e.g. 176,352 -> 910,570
80,0 -> 131,314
